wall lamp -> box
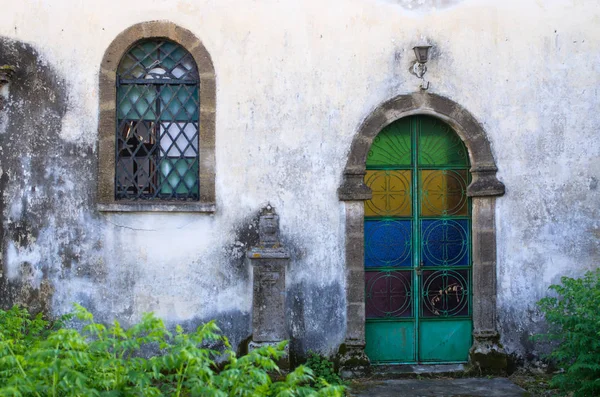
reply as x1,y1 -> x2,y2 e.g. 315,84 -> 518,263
412,45 -> 432,90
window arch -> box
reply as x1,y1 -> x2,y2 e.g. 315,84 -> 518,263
97,21 -> 215,212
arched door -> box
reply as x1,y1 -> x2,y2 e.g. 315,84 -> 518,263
364,115 -> 472,364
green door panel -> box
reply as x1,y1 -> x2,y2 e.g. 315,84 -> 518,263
366,117 -> 412,168
418,319 -> 472,362
364,115 -> 472,365
417,116 -> 469,167
365,321 -> 415,363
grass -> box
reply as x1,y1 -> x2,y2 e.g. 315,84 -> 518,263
509,371 -> 563,396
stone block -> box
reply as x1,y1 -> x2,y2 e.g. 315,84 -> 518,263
472,197 -> 496,230
346,303 -> 365,340
337,341 -> 371,378
200,76 -> 216,112
199,110 -> 216,142
345,239 -> 364,270
469,332 -> 507,375
477,231 -> 497,263
344,202 -> 365,230
338,174 -> 372,201
251,259 -> 287,342
426,93 -> 457,117
346,137 -> 371,171
468,170 -> 505,197
359,110 -> 389,139
346,269 -> 365,303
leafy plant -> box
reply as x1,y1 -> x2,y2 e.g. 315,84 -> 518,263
305,352 -> 345,387
535,268 -> 600,397
0,304 -> 345,396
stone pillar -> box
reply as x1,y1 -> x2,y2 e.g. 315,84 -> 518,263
337,171 -> 372,377
338,200 -> 371,377
247,204 -> 290,370
469,196 -> 507,373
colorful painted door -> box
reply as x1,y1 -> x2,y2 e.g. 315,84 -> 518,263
364,115 -> 472,364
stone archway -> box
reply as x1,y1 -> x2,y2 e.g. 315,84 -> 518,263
337,92 -> 506,374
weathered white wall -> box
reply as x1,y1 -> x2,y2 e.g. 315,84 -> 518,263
0,0 -> 598,359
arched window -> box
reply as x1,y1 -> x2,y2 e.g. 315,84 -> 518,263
97,21 -> 215,212
116,39 -> 199,200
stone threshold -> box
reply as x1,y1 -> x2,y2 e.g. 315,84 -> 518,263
371,363 -> 466,377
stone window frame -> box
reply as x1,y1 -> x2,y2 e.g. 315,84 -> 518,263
338,93 -> 506,372
97,21 -> 216,212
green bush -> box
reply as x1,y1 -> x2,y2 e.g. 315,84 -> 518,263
304,352 -> 344,387
536,268 -> 600,397
0,304 -> 345,396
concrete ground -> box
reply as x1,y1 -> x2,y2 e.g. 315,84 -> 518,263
348,378 -> 528,397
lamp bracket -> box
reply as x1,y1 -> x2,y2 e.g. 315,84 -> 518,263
412,62 -> 427,79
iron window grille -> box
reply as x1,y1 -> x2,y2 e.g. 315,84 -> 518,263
116,39 -> 200,200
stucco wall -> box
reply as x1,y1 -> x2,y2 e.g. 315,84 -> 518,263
0,0 -> 598,361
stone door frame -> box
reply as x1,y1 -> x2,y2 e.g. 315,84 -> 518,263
338,92 -> 505,372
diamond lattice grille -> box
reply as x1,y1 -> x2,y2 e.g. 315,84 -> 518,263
116,39 -> 200,200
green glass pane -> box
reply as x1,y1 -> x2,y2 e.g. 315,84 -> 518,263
365,321 -> 415,363
420,170 -> 468,216
118,41 -> 159,77
364,170 -> 412,217
136,41 -> 160,68
159,42 -> 187,70
418,116 -> 469,167
117,56 -> 144,79
366,118 -> 411,167
418,319 -> 472,362
159,158 -> 198,195
159,86 -> 198,121
118,40 -> 197,80
118,85 -> 157,120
